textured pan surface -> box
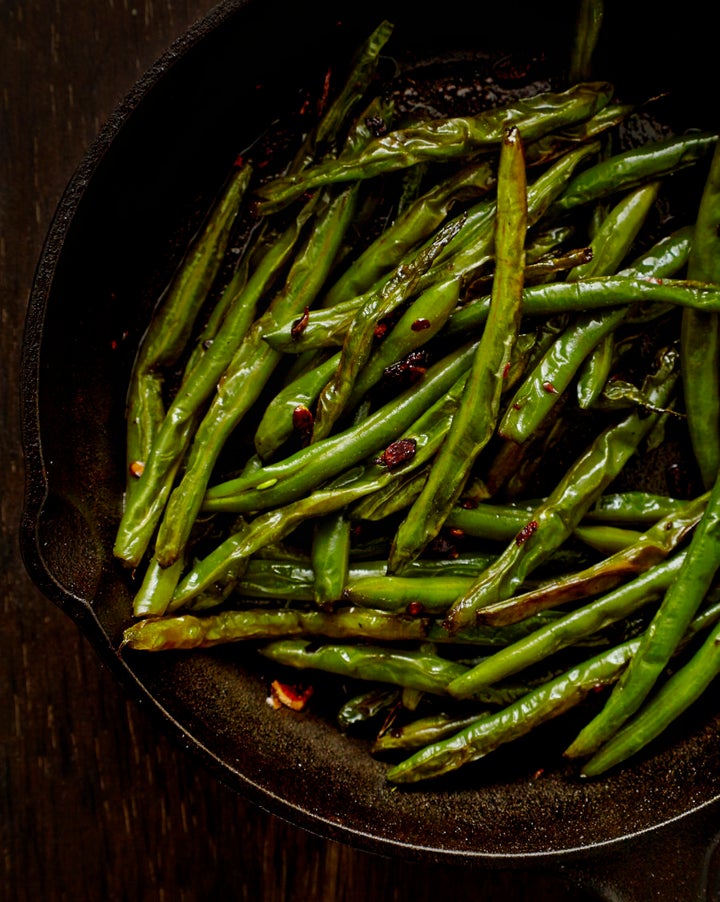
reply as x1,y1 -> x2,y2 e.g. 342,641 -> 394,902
20,0 -> 720,862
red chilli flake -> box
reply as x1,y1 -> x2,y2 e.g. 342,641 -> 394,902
269,680 -> 314,711
516,520 -> 539,546
317,68 -> 333,116
411,318 -> 432,332
129,460 -> 145,478
365,115 -> 389,137
502,362 -> 511,379
406,601 -> 425,616
382,350 -> 427,387
375,438 -> 417,470
292,405 -> 314,431
291,306 -> 311,338
542,381 -> 559,394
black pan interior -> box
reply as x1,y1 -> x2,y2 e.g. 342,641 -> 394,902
20,0 -> 720,862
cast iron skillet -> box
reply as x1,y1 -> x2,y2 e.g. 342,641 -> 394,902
19,0 -> 720,894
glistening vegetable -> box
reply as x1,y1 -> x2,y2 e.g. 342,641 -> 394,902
115,16 -> 720,790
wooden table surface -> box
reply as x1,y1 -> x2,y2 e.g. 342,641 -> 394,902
3,3 -> 720,900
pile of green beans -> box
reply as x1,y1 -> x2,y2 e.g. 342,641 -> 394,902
117,11 -> 720,787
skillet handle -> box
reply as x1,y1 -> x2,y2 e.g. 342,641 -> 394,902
554,800 -> 720,901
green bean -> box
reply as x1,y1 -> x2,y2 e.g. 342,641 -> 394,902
311,512 -> 352,605
551,132 -> 718,213
386,636 -> 639,783
572,524 -> 641,554
165,600 -> 572,651
122,606 -> 432,651
141,88 -> 396,570
262,294 -> 366,354
173,376 -> 469,605
576,332 -> 615,408
413,139 -> 599,287
258,638 -> 468,695
565,469 -> 720,759
201,342 -> 475,514
123,163 -> 252,508
569,0 -> 604,82
343,555 -> 494,578
682,140 -> 720,489
498,310 -> 612,443
253,350 -> 340,460
259,141 -> 603,356
498,180 -> 661,444
115,184 -> 313,566
345,278 -> 462,411
258,637 -> 558,704
624,225 -> 694,278
321,161 -> 496,308
444,269 -> 717,341
387,593 -> 720,784
130,160 -> 252,377
483,337 -> 570,494
309,20 -> 395,157
680,595 -> 720,642
255,82 -> 614,212
448,551 -> 687,698
342,574 -> 474,615
396,163 -> 431,215
132,555 -> 186,619
117,416 -> 199,568
584,491 -> 688,524
388,126 -> 528,573
215,559 -> 318,605
342,575 -> 620,630
182,251 -> 250,380
467,246 -> 592,298
443,503 -> 639,546
349,463 -> 430,522
525,224 -> 576,260
581,600 -> 720,775
572,175 -> 672,410
523,103 -> 632,167
170,553 -> 499,611
428,611 -> 586,646
372,711 -> 490,753
338,688 -> 400,730
442,345 -> 680,634
475,494 -> 708,627
151,184 -> 362,569
311,215 -> 466,441
598,369 -> 684,414
579,181 -> 663,279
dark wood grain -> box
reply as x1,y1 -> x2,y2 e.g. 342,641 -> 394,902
1,3 -> 717,900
